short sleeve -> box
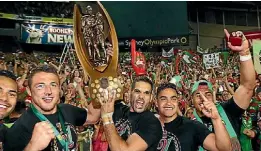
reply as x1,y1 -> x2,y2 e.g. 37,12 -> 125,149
135,112 -> 163,147
222,97 -> 245,118
4,123 -> 32,151
113,101 -> 130,122
193,120 -> 212,147
59,104 -> 87,126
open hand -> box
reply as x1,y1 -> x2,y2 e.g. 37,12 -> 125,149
98,88 -> 116,116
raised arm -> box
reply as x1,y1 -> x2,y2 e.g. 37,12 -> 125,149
223,75 -> 235,95
199,92 -> 232,151
17,62 -> 29,89
99,90 -> 161,151
224,29 -> 256,110
14,60 -> 18,76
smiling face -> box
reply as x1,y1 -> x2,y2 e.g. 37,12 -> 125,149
0,76 -> 17,119
27,72 -> 60,114
130,81 -> 152,113
156,88 -> 178,122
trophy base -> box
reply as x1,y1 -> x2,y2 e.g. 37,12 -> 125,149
89,76 -> 123,109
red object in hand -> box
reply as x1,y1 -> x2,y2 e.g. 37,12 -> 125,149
227,35 -> 242,46
131,39 -> 146,76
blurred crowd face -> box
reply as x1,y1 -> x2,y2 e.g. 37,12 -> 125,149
84,86 -> 90,97
28,72 -> 60,114
18,68 -> 25,76
156,88 -> 179,121
217,94 -> 223,102
222,90 -> 232,101
74,70 -> 80,77
67,83 -> 76,97
185,108 -> 194,119
124,79 -> 131,91
65,66 -> 71,76
130,81 -> 152,113
124,92 -> 130,105
0,76 -> 17,119
227,73 -> 233,79
126,79 -> 131,86
178,93 -> 183,101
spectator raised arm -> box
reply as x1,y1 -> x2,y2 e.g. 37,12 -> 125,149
224,29 -> 256,110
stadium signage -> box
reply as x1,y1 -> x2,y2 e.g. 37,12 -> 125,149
21,23 -> 73,45
118,35 -> 189,47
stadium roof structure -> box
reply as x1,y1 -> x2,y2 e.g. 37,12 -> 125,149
188,1 -> 261,12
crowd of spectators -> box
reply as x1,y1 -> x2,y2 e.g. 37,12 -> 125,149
0,1 -> 74,18
0,44 -> 260,150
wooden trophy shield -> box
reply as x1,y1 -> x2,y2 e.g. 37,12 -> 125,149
73,2 -> 122,108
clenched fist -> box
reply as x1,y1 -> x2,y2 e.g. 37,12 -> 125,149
24,121 -> 55,151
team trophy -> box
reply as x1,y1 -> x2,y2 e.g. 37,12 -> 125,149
73,2 -> 122,108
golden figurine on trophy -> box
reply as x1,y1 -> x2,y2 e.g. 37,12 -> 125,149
73,2 -> 122,108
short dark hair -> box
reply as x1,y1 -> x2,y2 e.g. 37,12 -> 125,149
156,83 -> 177,98
131,76 -> 153,92
0,70 -> 17,81
28,65 -> 59,88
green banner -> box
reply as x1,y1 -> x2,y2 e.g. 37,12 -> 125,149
0,12 -> 17,19
220,52 -> 229,65
42,17 -> 73,24
253,40 -> 261,74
